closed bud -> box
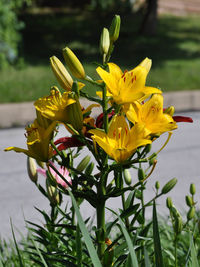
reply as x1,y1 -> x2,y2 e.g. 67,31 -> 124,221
139,57 -> 152,74
148,153 -> 157,166
67,93 -> 83,131
187,206 -> 195,220
135,189 -> 142,200
166,197 -> 173,209
109,15 -> 121,42
77,155 -> 91,172
185,195 -> 193,207
171,206 -> 181,219
100,28 -> 110,55
161,178 -> 177,194
190,183 -> 196,195
143,143 -> 152,154
27,157 -> 38,183
50,56 -> 73,91
63,47 -> 85,79
46,179 -> 60,206
85,162 -> 94,175
164,106 -> 175,116
123,169 -> 132,185
155,181 -> 160,190
138,168 -> 145,181
174,216 -> 183,235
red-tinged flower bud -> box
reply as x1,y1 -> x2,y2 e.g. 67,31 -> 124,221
173,116 -> 193,123
53,137 -> 84,155
96,110 -> 115,128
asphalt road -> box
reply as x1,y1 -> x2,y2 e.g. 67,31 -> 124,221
0,111 -> 200,241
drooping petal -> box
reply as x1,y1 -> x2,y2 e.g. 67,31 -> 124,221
173,116 -> 193,123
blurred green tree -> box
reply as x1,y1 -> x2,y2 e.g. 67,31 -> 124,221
0,0 -> 31,69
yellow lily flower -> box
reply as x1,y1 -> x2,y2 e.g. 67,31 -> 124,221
125,94 -> 177,136
34,87 -> 76,123
5,119 -> 56,162
89,115 -> 151,163
96,58 -> 161,105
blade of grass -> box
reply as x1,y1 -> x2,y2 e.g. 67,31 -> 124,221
68,190 -> 102,267
76,225 -> 82,266
10,219 -> 24,267
153,201 -> 164,267
118,215 -> 139,267
190,233 -> 199,267
144,246 -> 151,267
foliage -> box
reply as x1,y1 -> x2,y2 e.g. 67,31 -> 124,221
0,0 -> 31,69
3,15 -> 197,266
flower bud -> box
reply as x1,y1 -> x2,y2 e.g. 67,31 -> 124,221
67,93 -> 83,131
187,206 -> 195,220
166,197 -> 173,209
174,216 -> 182,235
138,168 -> 145,181
50,56 -> 73,91
85,162 -> 94,175
123,169 -> 132,185
164,106 -> 175,116
185,195 -> 193,207
161,178 -> 177,194
190,183 -> 196,195
139,58 -> 152,74
100,28 -> 110,55
46,179 -> 60,206
63,47 -> 85,79
155,181 -> 160,190
27,157 -> 38,183
109,15 -> 121,42
77,155 -> 91,172
143,144 -> 152,154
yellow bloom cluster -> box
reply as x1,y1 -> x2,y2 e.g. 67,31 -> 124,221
89,58 -> 177,162
5,44 -> 177,164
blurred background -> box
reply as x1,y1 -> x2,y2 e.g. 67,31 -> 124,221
0,0 -> 200,102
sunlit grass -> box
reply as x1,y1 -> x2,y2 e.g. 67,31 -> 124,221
0,13 -> 200,103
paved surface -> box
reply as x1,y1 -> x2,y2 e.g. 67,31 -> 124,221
0,108 -> 199,241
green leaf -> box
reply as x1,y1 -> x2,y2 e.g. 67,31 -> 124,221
144,246 -> 151,267
118,216 -> 139,267
125,191 -> 135,209
190,233 -> 199,267
10,219 -> 24,267
68,190 -> 102,267
153,201 -> 164,267
76,225 -> 82,266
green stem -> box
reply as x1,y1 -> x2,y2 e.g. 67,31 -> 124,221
102,84 -> 108,134
119,166 -> 130,229
96,176 -> 106,262
174,236 -> 178,267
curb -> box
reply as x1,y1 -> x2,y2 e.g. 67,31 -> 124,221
1,90 -> 200,128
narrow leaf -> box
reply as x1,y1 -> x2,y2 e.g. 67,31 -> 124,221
190,233 -> 199,267
68,190 -> 102,267
144,246 -> 151,267
76,225 -> 82,266
153,201 -> 164,267
118,216 -> 139,267
10,219 -> 24,267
